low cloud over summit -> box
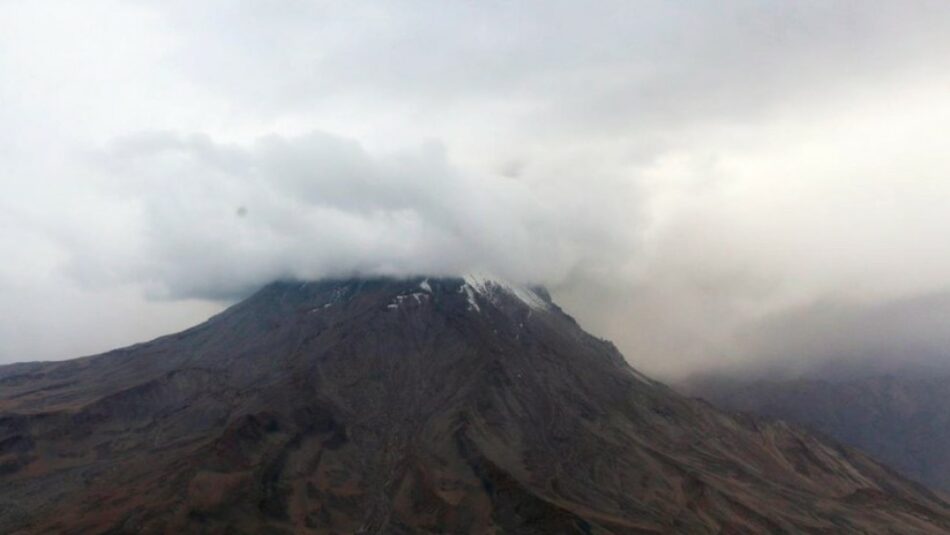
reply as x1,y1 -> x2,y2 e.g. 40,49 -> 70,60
89,130 -> 575,300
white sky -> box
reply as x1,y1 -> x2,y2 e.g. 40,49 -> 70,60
2,1 -> 950,378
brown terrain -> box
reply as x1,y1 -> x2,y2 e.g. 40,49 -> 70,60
683,372 -> 950,494
2,277 -> 950,533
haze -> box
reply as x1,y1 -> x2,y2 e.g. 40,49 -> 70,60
2,1 -> 950,379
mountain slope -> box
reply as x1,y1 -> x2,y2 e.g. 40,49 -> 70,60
682,373 -> 950,493
2,277 -> 950,533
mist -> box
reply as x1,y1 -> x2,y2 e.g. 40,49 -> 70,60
3,1 -> 950,379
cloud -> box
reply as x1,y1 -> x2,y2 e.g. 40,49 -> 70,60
718,291 -> 950,380
72,130 -> 633,300
2,1 -> 950,378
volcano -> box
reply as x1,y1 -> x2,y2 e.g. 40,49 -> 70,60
1,277 -> 949,533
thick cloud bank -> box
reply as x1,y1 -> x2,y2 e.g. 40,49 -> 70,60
3,1 -> 950,378
85,130 -> 622,299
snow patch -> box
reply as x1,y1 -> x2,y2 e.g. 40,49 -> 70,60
389,292 -> 429,310
419,279 -> 432,293
461,284 -> 481,312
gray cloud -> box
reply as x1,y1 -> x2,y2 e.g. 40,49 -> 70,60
76,130 -> 582,299
2,1 -> 950,379
713,291 -> 950,380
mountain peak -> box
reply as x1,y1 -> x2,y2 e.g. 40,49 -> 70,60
3,278 -> 950,533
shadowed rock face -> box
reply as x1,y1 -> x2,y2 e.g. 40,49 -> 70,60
682,373 -> 950,494
2,277 -> 950,534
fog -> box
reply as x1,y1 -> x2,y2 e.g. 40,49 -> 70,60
2,1 -> 950,379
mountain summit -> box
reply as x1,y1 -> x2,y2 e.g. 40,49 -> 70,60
2,277 -> 950,533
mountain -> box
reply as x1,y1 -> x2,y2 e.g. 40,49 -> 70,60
681,372 -> 950,493
2,277 -> 950,533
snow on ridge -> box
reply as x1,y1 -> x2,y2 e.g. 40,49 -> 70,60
628,367 -> 652,385
419,279 -> 432,293
462,272 -> 550,311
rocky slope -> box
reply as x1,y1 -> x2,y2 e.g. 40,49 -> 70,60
2,277 -> 950,533
682,373 -> 950,493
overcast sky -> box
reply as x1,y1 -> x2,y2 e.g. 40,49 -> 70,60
2,1 -> 950,378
